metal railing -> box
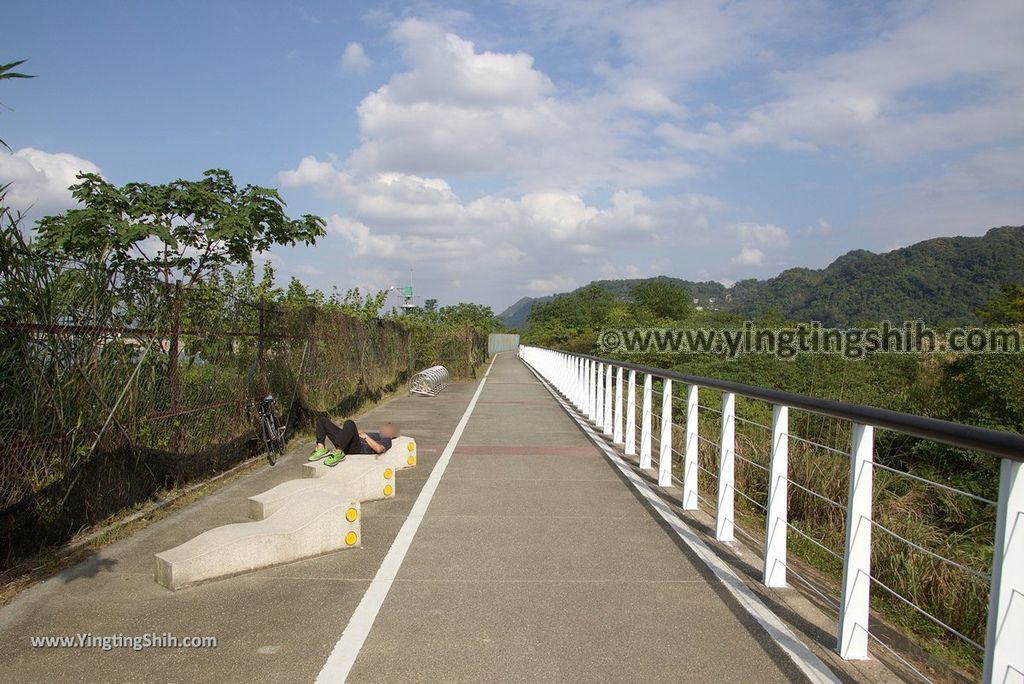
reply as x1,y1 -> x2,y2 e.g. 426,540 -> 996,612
519,345 -> 1023,683
409,365 -> 449,397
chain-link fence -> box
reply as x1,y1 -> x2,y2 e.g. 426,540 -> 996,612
0,257 -> 486,568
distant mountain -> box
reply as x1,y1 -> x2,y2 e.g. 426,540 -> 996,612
499,226 -> 1024,328
499,296 -> 553,329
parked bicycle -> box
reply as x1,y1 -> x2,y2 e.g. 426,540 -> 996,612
249,395 -> 286,465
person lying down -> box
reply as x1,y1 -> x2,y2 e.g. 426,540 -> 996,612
309,417 -> 398,467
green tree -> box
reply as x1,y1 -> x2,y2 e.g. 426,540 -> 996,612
437,302 -> 504,331
630,279 -> 693,321
329,287 -> 389,319
978,284 -> 1024,324
36,170 -> 325,290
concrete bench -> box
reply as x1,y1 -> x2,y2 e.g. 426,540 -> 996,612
253,460 -> 395,520
154,492 -> 361,590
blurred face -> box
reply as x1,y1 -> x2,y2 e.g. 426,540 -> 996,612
380,424 -> 399,438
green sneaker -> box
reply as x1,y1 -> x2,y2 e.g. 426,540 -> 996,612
323,451 -> 346,467
308,447 -> 329,462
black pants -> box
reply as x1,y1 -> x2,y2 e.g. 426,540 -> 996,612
316,416 -> 363,454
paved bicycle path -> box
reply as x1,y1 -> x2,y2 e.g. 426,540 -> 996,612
340,354 -> 801,683
0,354 -> 816,683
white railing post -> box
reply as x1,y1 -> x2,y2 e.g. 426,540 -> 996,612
590,359 -> 596,417
764,405 -> 788,587
625,370 -> 636,456
658,379 -> 673,486
682,385 -> 699,510
603,364 -> 613,436
567,355 -> 574,401
983,458 -> 1023,684
589,361 -> 597,422
838,423 -> 874,660
576,357 -> 584,409
560,353 -> 568,395
613,366 -> 624,443
640,374 -> 652,469
585,358 -> 593,417
569,356 -> 577,407
595,363 -> 604,428
717,392 -> 736,541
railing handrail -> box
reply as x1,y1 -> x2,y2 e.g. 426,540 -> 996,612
533,346 -> 1024,463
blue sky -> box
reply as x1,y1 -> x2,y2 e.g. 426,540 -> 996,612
3,0 -> 1022,312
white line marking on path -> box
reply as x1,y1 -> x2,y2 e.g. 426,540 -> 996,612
522,360 -> 840,684
315,355 -> 497,683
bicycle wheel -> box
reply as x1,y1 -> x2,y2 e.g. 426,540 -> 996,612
261,415 -> 279,466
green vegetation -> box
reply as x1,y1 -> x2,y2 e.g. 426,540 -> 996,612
522,278 -> 1023,673
36,169 -> 326,290
502,226 -> 1024,328
0,169 -> 501,569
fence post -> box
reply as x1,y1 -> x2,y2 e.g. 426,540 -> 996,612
838,423 -> 874,660
682,384 -> 699,510
583,359 -> 591,417
640,374 -> 652,469
717,392 -> 736,541
982,458 -> 1023,683
625,370 -> 636,455
167,279 -> 183,451
658,379 -> 673,486
256,300 -> 265,368
595,362 -> 604,428
168,279 -> 182,412
603,364 -> 613,437
590,360 -> 598,422
613,366 -> 624,444
764,404 -> 788,587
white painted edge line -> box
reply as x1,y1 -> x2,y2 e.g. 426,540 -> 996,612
522,359 -> 840,684
315,354 -> 497,683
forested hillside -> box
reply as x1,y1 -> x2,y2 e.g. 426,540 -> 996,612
500,226 -> 1024,327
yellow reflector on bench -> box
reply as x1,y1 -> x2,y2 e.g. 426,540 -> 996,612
407,442 -> 415,451
345,508 -> 358,522
407,455 -> 416,465
383,484 -> 393,496
345,531 -> 357,546
384,468 -> 393,479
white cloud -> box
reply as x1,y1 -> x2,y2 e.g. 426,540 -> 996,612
525,274 -> 576,294
727,222 -> 790,247
732,246 -> 764,265
341,17 -> 694,190
340,42 -> 372,73
726,222 -> 789,268
600,262 -> 643,279
657,0 -> 1024,159
282,156 -> 721,256
0,147 -> 102,221
280,154 -> 725,298
277,7 -> 1023,307
851,145 -> 1024,244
